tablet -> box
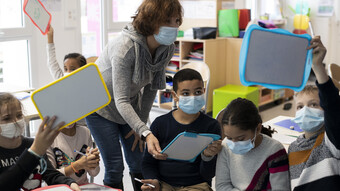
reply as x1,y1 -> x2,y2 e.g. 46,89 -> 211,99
31,63 -> 111,130
161,132 -> 220,162
23,0 -> 52,35
239,24 -> 313,92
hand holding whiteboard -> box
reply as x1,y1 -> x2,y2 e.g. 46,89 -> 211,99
161,132 -> 220,162
23,0 -> 52,35
31,64 -> 111,130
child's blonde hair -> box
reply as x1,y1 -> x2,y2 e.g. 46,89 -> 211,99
294,85 -> 319,98
0,93 -> 22,114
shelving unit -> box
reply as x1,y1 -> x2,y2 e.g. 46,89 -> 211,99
224,38 -> 295,106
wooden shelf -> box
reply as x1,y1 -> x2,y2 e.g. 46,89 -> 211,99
182,59 -> 204,63
154,38 -> 227,112
259,99 -> 274,106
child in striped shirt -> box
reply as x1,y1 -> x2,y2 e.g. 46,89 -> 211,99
216,98 -> 290,191
289,36 -> 340,191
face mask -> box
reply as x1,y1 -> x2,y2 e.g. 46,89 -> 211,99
226,130 -> 256,155
154,26 -> 178,45
178,94 -> 205,114
64,72 -> 70,76
0,119 -> 25,138
292,106 -> 324,133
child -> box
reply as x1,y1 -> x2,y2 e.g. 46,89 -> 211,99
289,36 -> 340,190
0,93 -> 80,191
46,26 -> 100,184
215,98 -> 290,191
46,26 -> 87,79
46,124 -> 100,185
141,69 -> 222,191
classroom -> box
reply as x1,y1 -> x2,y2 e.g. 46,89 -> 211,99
1,0 -> 340,191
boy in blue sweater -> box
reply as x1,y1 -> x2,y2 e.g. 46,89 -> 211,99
141,69 -> 222,191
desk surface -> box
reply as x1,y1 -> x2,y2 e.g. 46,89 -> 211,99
263,115 -> 303,150
0,84 -> 35,93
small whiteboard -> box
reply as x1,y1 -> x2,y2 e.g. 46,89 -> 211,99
31,64 -> 111,129
23,0 -> 52,35
239,24 -> 313,92
161,132 -> 220,162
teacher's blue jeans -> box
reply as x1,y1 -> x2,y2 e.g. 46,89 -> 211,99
86,112 -> 143,185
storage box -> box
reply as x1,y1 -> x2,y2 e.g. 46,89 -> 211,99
213,84 -> 259,118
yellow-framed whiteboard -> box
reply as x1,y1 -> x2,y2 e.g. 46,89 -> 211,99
31,63 -> 111,130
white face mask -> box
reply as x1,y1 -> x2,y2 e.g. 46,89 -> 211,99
0,119 -> 25,138
64,72 -> 71,76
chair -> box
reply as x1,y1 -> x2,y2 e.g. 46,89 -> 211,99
329,63 -> 340,90
86,56 -> 98,64
175,62 -> 210,113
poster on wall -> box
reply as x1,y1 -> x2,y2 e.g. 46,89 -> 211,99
317,0 -> 334,17
40,0 -> 61,12
181,0 -> 216,19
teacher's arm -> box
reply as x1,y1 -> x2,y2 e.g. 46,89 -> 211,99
112,50 -> 167,159
139,84 -> 157,124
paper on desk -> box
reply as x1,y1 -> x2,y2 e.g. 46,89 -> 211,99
274,119 -> 303,132
272,132 -> 298,145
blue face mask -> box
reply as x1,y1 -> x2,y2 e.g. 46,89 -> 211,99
225,131 -> 256,155
178,94 -> 205,114
292,106 -> 324,133
154,26 -> 178,45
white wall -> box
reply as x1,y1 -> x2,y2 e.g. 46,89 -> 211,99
30,0 -> 82,89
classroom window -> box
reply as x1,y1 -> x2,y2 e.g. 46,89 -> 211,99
80,0 -> 102,58
0,0 -> 24,29
112,0 -> 142,22
0,0 -> 32,88
0,40 -> 30,87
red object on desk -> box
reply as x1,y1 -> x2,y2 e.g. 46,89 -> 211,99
239,9 -> 251,30
293,29 -> 307,35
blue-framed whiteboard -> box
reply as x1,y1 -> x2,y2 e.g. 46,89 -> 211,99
161,132 -> 220,162
239,24 -> 313,92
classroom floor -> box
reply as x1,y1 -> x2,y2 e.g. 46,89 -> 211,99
92,99 -> 297,190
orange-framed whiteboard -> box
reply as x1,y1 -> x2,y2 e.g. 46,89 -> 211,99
31,63 -> 111,130
23,0 -> 52,35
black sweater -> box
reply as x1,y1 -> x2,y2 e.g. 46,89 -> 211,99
142,111 -> 221,187
0,137 -> 75,191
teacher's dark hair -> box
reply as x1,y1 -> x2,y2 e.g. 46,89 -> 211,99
132,0 -> 183,36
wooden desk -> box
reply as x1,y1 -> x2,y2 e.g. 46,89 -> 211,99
0,84 -> 35,93
263,115 -> 303,150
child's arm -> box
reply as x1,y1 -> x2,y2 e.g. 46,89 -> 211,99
268,147 -> 290,190
141,121 -> 161,180
46,26 -> 64,80
215,148 -> 240,191
42,155 -> 77,186
0,150 -> 40,190
309,36 -> 340,151
86,147 -> 100,177
200,122 -> 221,180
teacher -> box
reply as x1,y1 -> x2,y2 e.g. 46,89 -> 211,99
85,0 -> 183,190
